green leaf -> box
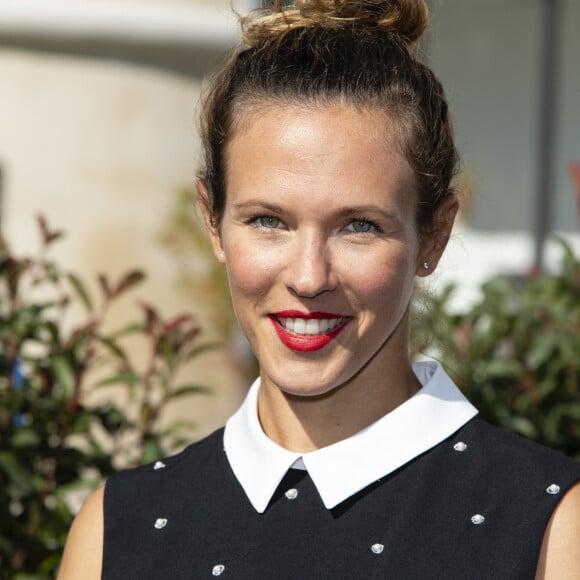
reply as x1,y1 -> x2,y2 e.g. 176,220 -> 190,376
183,341 -> 221,362
163,384 -> 211,403
0,451 -> 34,492
96,372 -> 141,387
544,404 -> 580,441
14,573 -> 51,580
50,355 -> 76,398
483,358 -> 524,380
66,272 -> 93,312
160,419 -> 194,437
141,438 -> 162,464
41,320 -> 61,345
39,554 -> 64,574
526,335 -> 557,371
11,428 -> 41,448
94,406 -> 131,433
507,416 -> 538,439
108,322 -> 145,339
96,336 -> 130,364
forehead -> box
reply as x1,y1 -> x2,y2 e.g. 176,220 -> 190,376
228,99 -> 406,154
225,102 -> 415,201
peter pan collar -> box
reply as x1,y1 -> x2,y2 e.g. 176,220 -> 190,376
223,361 -> 478,513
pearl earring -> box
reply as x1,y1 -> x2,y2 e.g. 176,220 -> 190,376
220,251 -> 225,258
423,262 -> 429,270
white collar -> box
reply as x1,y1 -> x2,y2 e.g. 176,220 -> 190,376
224,361 -> 478,513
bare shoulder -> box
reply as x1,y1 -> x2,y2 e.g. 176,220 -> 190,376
57,485 -> 105,580
535,481 -> 580,580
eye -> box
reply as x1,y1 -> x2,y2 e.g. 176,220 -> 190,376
346,219 -> 377,234
256,216 -> 282,229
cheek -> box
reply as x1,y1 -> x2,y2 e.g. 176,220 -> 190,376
345,249 -> 417,311
225,243 -> 277,301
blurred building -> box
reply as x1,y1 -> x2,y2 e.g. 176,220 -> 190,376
0,0 -> 579,434
426,0 -> 580,307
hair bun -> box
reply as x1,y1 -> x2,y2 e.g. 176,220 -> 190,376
241,0 -> 429,49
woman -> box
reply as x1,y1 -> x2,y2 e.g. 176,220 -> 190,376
59,1 -> 579,577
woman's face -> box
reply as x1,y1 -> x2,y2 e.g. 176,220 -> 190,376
201,104 -> 429,399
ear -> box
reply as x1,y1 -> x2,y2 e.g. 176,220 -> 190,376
196,179 -> 226,264
416,195 -> 459,277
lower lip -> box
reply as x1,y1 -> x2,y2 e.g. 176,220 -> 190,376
270,317 -> 350,352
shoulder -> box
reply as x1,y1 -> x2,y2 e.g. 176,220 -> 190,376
462,418 -> 579,479
104,427 -> 226,517
459,419 -> 580,576
427,418 -> 579,576
57,486 -> 104,580
106,427 -> 225,492
535,481 -> 580,579
58,428 -> 225,579
459,419 -> 580,511
450,418 -> 579,524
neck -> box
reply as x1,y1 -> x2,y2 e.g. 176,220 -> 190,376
257,356 -> 421,453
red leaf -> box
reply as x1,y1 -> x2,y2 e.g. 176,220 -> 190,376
139,302 -> 160,335
181,327 -> 201,344
162,314 -> 195,336
37,214 -> 64,246
110,270 -> 146,298
68,320 -> 98,343
98,274 -> 111,300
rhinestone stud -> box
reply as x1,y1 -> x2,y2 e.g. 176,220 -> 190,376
371,543 -> 384,554
285,488 -> 298,500
453,442 -> 467,452
212,564 -> 225,576
471,514 -> 485,525
154,518 -> 168,529
153,461 -> 166,470
546,483 -> 561,495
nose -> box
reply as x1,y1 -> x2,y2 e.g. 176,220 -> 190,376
284,232 -> 337,298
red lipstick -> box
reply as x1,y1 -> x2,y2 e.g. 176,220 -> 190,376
270,311 -> 351,352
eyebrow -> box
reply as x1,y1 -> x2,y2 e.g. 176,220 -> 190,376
334,205 -> 401,221
231,200 -> 400,221
231,200 -> 284,213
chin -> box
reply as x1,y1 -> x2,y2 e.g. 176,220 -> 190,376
283,386 -> 337,400
268,372 -> 348,400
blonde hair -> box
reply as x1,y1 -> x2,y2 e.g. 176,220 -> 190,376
241,0 -> 428,49
199,0 -> 457,239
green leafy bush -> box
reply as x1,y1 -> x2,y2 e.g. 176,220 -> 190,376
413,240 -> 580,459
0,217 -> 213,578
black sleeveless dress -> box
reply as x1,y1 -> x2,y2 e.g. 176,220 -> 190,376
103,419 -> 579,579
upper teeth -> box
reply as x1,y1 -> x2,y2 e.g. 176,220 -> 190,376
278,317 -> 345,336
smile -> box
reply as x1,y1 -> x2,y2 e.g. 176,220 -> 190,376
277,316 -> 347,336
270,311 -> 351,352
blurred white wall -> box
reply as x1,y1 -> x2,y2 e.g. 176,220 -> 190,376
0,0 -> 245,441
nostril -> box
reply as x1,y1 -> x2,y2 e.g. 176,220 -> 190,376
285,238 -> 336,297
